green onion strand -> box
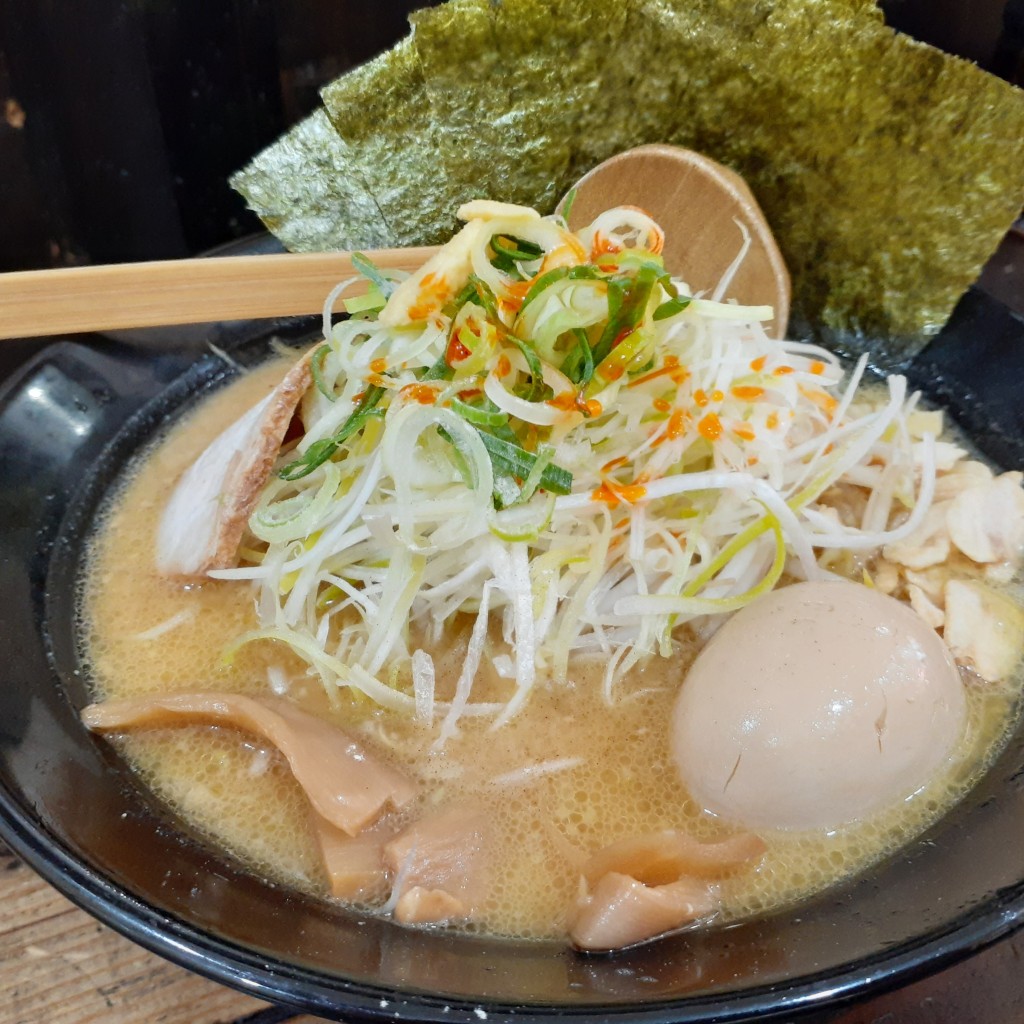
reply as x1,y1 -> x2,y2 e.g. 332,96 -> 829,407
310,344 -> 335,401
351,252 -> 398,298
279,384 -> 386,481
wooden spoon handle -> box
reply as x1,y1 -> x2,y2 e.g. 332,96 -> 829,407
0,247 -> 438,340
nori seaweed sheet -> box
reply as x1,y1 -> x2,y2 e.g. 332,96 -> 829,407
642,0 -> 1024,361
738,0 -> 1024,359
412,0 -> 629,211
229,109 -> 388,253
233,0 -> 1024,365
321,37 -> 462,246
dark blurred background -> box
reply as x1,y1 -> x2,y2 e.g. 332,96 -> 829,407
0,0 -> 1022,273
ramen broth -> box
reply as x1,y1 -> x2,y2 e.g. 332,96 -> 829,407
81,355 -> 1022,941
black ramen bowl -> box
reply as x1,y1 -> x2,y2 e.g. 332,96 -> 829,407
1,278 -> 1024,1023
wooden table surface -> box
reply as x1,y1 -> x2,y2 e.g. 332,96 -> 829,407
3,836 -> 1024,1024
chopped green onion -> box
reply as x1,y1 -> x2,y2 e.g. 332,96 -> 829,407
279,385 -> 386,480
450,396 -> 509,428
519,264 -> 601,316
467,274 -> 501,321
489,492 -> 555,541
654,296 -> 692,321
564,328 -> 595,387
490,234 -> 545,261
492,474 -> 522,509
518,442 -> 555,503
489,235 -> 545,279
473,429 -> 573,495
351,252 -> 398,298
443,280 -> 479,319
422,351 -> 454,381
590,266 -> 662,366
506,335 -> 546,402
310,344 -> 335,401
436,426 -> 474,489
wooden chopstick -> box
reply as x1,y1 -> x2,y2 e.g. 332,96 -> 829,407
0,247 -> 439,340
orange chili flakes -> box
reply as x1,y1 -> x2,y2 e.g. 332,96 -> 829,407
698,412 -> 723,441
548,389 -> 581,413
590,231 -> 622,263
538,244 -> 580,275
504,279 -> 532,301
731,385 -> 764,401
611,326 -> 636,350
809,360 -> 826,375
406,271 -> 450,321
601,455 -> 628,474
369,357 -> 387,374
400,383 -> 438,405
652,397 -> 672,413
773,365 -> 794,377
446,332 -> 471,366
766,411 -> 780,430
749,355 -> 767,372
496,355 -> 512,377
547,391 -> 576,412
800,385 -> 838,416
733,422 -> 757,441
627,361 -> 689,388
693,389 -> 709,407
591,480 -> 647,507
499,279 -> 532,317
711,389 -> 724,403
547,390 -> 601,417
458,387 -> 482,400
665,408 -> 689,440
602,363 -> 626,381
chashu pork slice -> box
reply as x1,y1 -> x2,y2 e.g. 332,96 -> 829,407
157,349 -> 314,578
82,692 -> 416,836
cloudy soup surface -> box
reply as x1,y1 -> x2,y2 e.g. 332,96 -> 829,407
80,355 -> 1024,941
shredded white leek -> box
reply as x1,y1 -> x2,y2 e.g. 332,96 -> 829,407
215,202 -> 940,735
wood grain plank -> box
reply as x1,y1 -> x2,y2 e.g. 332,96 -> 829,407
0,841 -> 289,1024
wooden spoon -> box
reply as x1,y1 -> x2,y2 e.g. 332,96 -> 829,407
0,144 -> 789,340
561,144 -> 790,338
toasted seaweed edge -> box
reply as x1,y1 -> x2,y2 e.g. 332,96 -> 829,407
229,108 -> 389,253
231,0 -> 1024,365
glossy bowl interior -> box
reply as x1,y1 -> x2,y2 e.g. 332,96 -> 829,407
1,288 -> 1024,1023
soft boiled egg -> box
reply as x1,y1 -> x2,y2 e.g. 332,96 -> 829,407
671,580 -> 966,831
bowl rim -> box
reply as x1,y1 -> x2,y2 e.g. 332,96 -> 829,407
3,783 -> 1023,1023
